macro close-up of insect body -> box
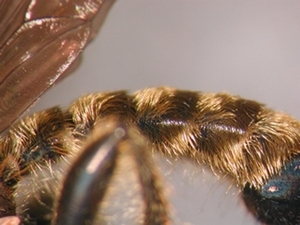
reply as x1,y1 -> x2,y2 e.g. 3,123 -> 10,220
1,0 -> 300,225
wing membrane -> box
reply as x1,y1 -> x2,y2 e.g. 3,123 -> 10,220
0,0 -> 115,132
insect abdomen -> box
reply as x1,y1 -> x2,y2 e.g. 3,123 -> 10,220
65,87 -> 300,188
5,87 -> 300,190
3,87 -> 300,223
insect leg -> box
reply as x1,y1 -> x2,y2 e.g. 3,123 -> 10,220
126,127 -> 171,225
54,124 -> 123,225
54,122 -> 171,225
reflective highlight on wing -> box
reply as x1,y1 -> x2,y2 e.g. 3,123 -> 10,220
0,0 -> 115,133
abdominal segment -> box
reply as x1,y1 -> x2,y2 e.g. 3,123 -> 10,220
1,87 -> 300,224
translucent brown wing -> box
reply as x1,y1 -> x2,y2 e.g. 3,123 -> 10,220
0,0 -> 115,133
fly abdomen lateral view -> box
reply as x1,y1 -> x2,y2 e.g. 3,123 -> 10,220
0,1 -> 299,224
1,87 -> 300,224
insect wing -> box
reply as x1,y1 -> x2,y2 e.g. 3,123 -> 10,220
0,0 -> 115,133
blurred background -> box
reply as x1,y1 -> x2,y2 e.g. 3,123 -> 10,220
29,1 -> 300,224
